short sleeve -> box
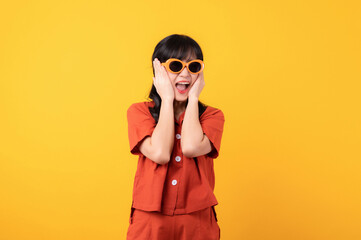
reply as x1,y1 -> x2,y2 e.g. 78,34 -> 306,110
127,102 -> 156,155
200,107 -> 225,159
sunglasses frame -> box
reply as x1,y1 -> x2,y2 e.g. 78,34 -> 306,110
161,58 -> 205,74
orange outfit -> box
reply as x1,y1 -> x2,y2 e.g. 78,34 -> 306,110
127,207 -> 220,240
126,101 -> 225,239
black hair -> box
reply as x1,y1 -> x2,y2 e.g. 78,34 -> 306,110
148,34 -> 207,123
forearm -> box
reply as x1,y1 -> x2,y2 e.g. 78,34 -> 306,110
181,97 -> 204,151
150,99 -> 175,161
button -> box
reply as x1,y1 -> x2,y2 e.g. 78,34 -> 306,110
172,180 -> 177,186
176,134 -> 181,139
175,156 -> 181,162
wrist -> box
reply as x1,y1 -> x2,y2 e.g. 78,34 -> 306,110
188,96 -> 199,103
161,97 -> 174,105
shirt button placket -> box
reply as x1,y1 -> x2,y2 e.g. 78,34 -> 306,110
170,131 -> 180,213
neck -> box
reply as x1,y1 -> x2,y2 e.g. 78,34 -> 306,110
173,100 -> 187,114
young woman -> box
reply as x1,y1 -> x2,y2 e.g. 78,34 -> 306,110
126,34 -> 225,240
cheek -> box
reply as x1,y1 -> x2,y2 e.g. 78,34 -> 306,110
168,73 -> 177,85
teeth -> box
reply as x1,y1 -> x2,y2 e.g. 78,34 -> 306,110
177,82 -> 189,85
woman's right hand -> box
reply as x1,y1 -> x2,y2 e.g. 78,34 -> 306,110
153,58 -> 174,101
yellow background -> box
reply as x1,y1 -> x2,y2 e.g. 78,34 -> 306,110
1,0 -> 360,239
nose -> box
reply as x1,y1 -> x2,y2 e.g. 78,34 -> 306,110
178,65 -> 191,78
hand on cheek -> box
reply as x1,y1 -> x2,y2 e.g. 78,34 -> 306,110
188,71 -> 205,100
153,58 -> 174,101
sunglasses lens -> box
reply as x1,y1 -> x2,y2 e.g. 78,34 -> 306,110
169,61 -> 183,73
188,62 -> 202,73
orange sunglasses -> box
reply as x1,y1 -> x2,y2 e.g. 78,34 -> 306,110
161,58 -> 205,74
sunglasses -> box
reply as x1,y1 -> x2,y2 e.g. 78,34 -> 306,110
161,58 -> 204,74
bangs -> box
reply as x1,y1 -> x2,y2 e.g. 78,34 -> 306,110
167,43 -> 198,61
152,34 -> 203,63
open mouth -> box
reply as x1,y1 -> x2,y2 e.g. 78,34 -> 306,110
175,82 -> 190,93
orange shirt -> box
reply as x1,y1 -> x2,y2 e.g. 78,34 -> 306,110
127,101 -> 225,215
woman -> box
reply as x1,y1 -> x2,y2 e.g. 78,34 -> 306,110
126,34 -> 225,240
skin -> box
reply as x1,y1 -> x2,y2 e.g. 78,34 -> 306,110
138,54 -> 213,164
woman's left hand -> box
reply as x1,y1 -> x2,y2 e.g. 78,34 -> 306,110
188,71 -> 205,100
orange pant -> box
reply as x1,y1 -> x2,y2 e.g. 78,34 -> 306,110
126,207 -> 220,240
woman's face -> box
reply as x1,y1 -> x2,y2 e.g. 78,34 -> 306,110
165,54 -> 199,102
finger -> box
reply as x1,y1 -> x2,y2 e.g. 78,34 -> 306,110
158,61 -> 165,72
160,65 -> 168,77
159,64 -> 168,81
154,62 -> 159,76
153,76 -> 157,88
153,61 -> 158,77
156,61 -> 161,72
